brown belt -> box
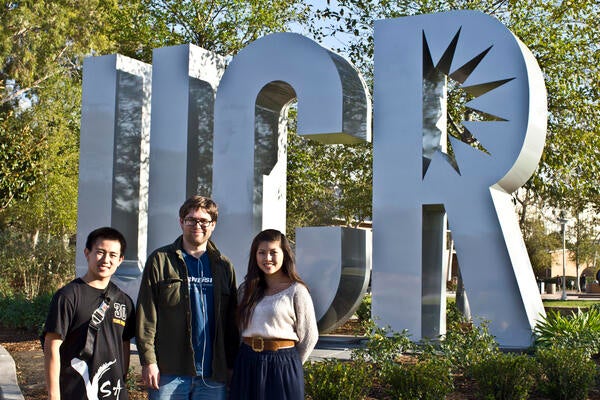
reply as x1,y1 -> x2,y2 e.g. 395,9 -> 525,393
243,337 -> 296,352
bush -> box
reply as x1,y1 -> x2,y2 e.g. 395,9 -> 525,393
440,314 -> 498,374
351,322 -> 413,372
534,308 -> 600,357
0,293 -> 53,332
304,359 -> 372,400
382,357 -> 454,400
355,293 -> 371,324
535,347 -> 597,400
470,352 -> 537,400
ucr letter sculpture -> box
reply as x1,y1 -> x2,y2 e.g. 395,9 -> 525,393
76,10 -> 546,347
373,10 -> 546,347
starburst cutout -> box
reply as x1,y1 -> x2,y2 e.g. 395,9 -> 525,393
422,27 -> 514,178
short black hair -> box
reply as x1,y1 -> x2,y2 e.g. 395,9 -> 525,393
85,227 -> 127,256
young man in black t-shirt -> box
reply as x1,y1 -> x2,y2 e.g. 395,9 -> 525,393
42,227 -> 136,400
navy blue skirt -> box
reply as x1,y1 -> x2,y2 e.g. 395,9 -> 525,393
229,343 -> 304,400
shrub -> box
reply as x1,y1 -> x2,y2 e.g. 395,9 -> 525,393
304,359 -> 372,400
470,352 -> 537,400
535,347 -> 597,400
382,357 -> 454,400
0,293 -> 53,332
439,315 -> 498,374
534,308 -> 600,358
355,293 -> 371,324
351,321 -> 413,373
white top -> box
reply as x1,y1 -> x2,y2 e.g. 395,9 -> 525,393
241,282 -> 318,363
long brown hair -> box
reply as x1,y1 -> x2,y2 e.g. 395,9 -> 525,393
237,229 -> 306,330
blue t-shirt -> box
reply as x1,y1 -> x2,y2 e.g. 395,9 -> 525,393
183,251 -> 215,376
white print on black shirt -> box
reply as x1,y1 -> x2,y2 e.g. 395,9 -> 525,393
71,357 -> 123,399
112,303 -> 128,327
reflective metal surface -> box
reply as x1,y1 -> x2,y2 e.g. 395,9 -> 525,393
146,44 -> 226,252
211,32 -> 371,281
297,227 -> 372,333
372,10 -> 546,348
77,55 -> 152,302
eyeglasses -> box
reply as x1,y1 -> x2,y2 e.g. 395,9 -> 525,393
183,217 -> 213,227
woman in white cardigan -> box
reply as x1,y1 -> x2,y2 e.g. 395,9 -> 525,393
229,229 -> 318,400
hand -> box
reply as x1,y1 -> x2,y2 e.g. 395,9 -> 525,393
142,363 -> 160,390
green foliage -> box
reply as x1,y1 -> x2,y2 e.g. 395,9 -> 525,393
0,228 -> 74,299
355,293 -> 371,324
440,307 -> 499,374
535,347 -> 597,400
109,0 -> 310,62
470,352 -> 537,400
0,293 -> 52,332
125,366 -> 137,393
521,213 -> 561,278
304,359 -> 372,400
533,307 -> 600,358
0,0 -> 116,212
286,129 -> 373,236
308,0 -> 600,215
351,322 -> 413,372
382,357 -> 454,400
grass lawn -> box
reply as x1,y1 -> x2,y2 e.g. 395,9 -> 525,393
543,299 -> 600,308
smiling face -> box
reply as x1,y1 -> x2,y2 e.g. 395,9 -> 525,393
180,207 -> 215,250
256,240 -> 285,278
83,238 -> 124,285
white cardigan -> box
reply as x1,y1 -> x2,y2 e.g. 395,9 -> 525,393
241,282 -> 318,363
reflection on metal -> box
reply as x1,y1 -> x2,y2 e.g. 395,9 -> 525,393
76,55 -> 152,302
211,32 -> 371,281
146,45 -> 226,252
373,10 -> 546,348
297,227 -> 371,333
421,206 -> 448,339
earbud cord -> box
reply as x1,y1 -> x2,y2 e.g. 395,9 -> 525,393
198,255 -> 219,389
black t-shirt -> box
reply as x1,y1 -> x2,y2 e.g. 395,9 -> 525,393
43,278 -> 136,400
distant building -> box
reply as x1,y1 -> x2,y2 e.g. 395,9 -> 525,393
545,249 -> 579,279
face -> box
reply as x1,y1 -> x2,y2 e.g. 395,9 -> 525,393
83,239 -> 124,281
180,207 -> 215,248
256,240 -> 284,277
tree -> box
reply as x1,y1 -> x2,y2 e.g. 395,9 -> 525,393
521,212 -> 560,278
106,0 -> 311,62
0,0 -> 118,211
287,130 -> 372,237
307,0 -> 600,220
0,0 -> 317,295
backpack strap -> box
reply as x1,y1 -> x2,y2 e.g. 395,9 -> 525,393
78,283 -> 118,360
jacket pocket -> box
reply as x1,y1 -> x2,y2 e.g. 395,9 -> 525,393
158,278 -> 183,307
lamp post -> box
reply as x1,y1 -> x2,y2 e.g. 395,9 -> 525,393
558,216 -> 568,301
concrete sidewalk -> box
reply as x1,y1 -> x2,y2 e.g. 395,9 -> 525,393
0,345 -> 24,400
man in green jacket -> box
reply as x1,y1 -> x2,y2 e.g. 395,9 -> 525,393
136,196 -> 239,400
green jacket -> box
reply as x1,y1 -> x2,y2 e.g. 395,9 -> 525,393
135,236 -> 239,382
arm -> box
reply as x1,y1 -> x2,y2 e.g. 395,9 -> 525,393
43,332 -> 63,400
293,285 -> 319,364
136,255 -> 160,388
224,262 -> 240,369
122,340 -> 130,380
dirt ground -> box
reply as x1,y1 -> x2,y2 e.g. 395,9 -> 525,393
2,324 -> 600,400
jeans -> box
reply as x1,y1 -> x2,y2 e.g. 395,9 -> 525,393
148,375 -> 226,400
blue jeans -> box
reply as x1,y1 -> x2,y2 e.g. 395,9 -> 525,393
148,375 -> 226,400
